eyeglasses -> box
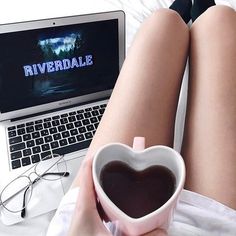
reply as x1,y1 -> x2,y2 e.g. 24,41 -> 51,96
0,154 -> 69,218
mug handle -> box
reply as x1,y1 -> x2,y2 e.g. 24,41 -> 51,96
132,137 -> 145,151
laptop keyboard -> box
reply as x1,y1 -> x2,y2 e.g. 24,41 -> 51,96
7,103 -> 107,170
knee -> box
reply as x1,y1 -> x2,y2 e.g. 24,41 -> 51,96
191,5 -> 236,35
151,8 -> 187,27
147,9 -> 189,36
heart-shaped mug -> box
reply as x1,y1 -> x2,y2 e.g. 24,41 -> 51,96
92,137 -> 185,236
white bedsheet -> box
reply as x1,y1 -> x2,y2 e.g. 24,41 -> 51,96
0,0 -> 235,235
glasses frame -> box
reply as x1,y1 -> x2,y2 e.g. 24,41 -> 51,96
0,153 -> 69,218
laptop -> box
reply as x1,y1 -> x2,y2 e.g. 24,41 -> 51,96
0,11 -> 125,224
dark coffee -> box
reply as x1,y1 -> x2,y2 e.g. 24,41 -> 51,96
100,161 -> 176,218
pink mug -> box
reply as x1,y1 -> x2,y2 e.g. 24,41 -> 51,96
92,137 -> 185,235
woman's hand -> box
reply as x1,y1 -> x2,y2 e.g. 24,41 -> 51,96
68,157 -> 111,236
67,157 -> 167,236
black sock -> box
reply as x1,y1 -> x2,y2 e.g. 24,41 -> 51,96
169,0 -> 192,24
191,0 -> 216,22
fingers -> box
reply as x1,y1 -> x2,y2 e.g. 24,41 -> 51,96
76,158 -> 97,211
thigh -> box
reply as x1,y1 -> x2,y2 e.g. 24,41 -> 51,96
87,9 -> 189,156
182,6 -> 236,209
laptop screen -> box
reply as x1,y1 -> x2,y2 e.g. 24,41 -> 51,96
0,19 -> 119,113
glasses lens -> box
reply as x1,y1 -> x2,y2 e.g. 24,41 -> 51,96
34,154 -> 68,180
0,176 -> 32,213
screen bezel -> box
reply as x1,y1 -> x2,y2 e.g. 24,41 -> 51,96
0,11 -> 125,121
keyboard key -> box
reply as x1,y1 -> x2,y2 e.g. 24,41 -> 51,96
98,115 -> 102,121
90,117 -> 98,123
53,139 -> 91,156
9,136 -> 22,145
74,121 -> 82,127
42,144 -> 50,151
17,128 -> 26,135
23,134 -> 31,141
23,149 -> 32,156
17,124 -> 25,128
100,104 -> 107,108
44,118 -> 51,122
35,119 -> 43,124
77,109 -> 84,114
32,146 -> 41,154
53,133 -> 61,141
26,126 -> 34,133
10,142 -> 26,152
78,127 -> 86,133
11,151 -> 22,160
94,123 -> 99,129
85,108 -> 92,112
49,127 -> 57,134
86,124 -> 94,131
76,134 -> 85,142
8,126 -> 16,131
99,108 -> 105,115
12,159 -> 21,169
84,112 -> 91,118
35,124 -> 43,131
36,138 -> 44,145
44,122 -> 52,129
31,154 -> 40,163
82,119 -> 90,125
32,132 -> 40,139
66,123 -> 74,130
70,129 -> 78,136
52,120 -> 60,126
68,137 -> 76,144
85,132 -> 93,139
26,140 -> 35,148
60,118 -> 68,124
61,113 -> 68,118
26,122 -> 34,126
92,110 -> 99,116
52,115 -> 60,120
76,114 -> 84,120
69,111 -> 76,116
44,136 -> 53,143
8,130 -> 16,138
68,116 -> 76,122
41,130 -> 49,136
22,157 -> 31,166
50,141 -> 59,149
58,125 -> 66,132
62,131 -> 70,138
92,106 -> 99,110
41,151 -> 52,160
59,139 -> 68,146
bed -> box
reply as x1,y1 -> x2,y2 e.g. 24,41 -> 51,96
0,0 -> 235,235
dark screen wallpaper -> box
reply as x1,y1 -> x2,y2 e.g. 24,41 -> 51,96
0,19 -> 119,112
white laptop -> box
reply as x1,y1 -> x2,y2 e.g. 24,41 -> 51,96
0,11 -> 125,225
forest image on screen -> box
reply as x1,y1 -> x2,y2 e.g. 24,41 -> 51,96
25,32 -> 95,97
23,34 -> 94,77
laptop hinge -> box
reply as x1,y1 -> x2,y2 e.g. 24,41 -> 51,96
10,97 -> 109,122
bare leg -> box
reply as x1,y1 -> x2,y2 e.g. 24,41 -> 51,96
88,9 -> 188,153
71,9 -> 189,187
182,6 -> 236,209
